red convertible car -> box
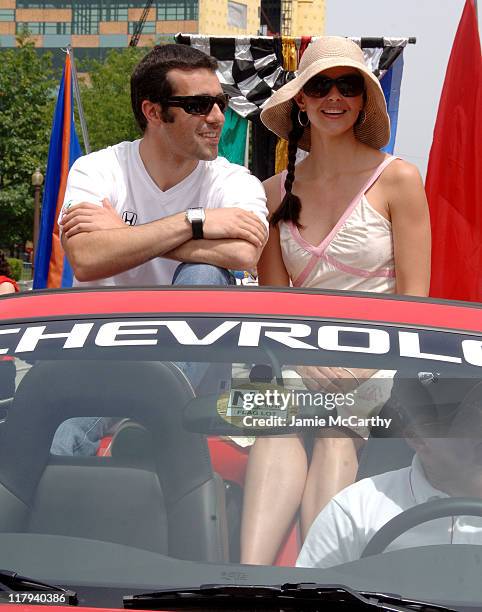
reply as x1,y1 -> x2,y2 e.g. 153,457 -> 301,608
0,286 -> 481,611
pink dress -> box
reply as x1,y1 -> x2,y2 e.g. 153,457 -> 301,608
279,156 -> 397,293
278,156 -> 398,436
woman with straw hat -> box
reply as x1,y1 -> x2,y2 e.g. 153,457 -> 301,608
240,36 -> 431,565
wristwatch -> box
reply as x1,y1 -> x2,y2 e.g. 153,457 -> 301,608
186,207 -> 205,240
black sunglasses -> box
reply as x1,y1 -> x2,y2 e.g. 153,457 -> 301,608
302,73 -> 365,98
161,94 -> 229,115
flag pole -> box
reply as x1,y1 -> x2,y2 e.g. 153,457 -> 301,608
68,45 -> 91,154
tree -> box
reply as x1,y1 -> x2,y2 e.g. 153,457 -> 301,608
78,47 -> 146,153
0,31 -> 57,250
0,40 -> 157,250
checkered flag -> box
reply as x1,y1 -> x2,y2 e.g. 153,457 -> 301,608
175,34 -> 410,119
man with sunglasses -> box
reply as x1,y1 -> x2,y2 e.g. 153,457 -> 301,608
52,44 -> 268,457
59,43 -> 268,289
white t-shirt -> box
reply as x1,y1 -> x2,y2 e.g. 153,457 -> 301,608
297,454 -> 482,569
61,140 -> 268,287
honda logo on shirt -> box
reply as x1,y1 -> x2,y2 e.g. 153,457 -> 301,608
122,211 -> 138,226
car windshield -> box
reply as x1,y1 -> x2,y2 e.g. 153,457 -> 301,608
1,313 -> 482,608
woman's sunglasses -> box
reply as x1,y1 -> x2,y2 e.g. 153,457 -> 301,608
302,73 -> 365,98
161,94 -> 229,116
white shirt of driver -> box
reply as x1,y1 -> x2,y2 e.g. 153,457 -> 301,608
60,139 -> 268,287
297,454 -> 482,569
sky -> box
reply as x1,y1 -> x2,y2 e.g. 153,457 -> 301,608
325,0 -> 475,178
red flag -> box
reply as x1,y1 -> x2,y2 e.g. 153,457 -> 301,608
426,0 -> 482,301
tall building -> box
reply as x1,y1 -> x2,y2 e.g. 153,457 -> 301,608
199,0 -> 261,36
261,0 -> 325,37
0,0 -> 262,61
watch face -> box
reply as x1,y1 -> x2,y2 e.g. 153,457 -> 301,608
188,208 -> 205,222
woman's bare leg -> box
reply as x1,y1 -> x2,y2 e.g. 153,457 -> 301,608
300,432 -> 360,540
240,436 -> 308,565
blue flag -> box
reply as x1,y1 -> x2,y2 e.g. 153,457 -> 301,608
381,53 -> 404,154
34,50 -> 82,289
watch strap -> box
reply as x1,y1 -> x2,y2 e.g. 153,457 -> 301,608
191,218 -> 204,240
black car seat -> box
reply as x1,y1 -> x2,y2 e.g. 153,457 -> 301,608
0,358 -> 16,423
356,434 -> 414,481
0,360 -> 229,562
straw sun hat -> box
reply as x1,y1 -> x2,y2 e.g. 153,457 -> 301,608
260,36 -> 390,151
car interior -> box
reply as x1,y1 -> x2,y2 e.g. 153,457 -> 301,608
0,354 -> 478,569
0,360 -> 229,563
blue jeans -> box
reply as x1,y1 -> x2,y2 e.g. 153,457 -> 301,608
172,263 -> 235,387
50,417 -> 119,456
50,264 -> 235,456
171,262 -> 235,287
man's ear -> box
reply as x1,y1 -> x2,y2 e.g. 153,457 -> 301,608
404,426 -> 428,453
141,100 -> 162,126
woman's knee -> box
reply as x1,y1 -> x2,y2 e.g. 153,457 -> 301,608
311,432 -> 359,458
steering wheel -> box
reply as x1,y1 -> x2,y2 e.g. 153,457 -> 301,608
361,497 -> 482,558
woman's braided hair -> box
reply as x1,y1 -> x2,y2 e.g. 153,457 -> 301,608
270,101 -> 306,228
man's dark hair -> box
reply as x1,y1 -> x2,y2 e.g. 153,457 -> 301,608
130,44 -> 218,131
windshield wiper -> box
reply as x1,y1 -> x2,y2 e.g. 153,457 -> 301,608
0,569 -> 77,605
124,582 -> 458,611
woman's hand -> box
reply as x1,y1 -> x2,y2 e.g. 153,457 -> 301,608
295,366 -> 377,393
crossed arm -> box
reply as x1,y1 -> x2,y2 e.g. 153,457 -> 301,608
60,199 -> 267,282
